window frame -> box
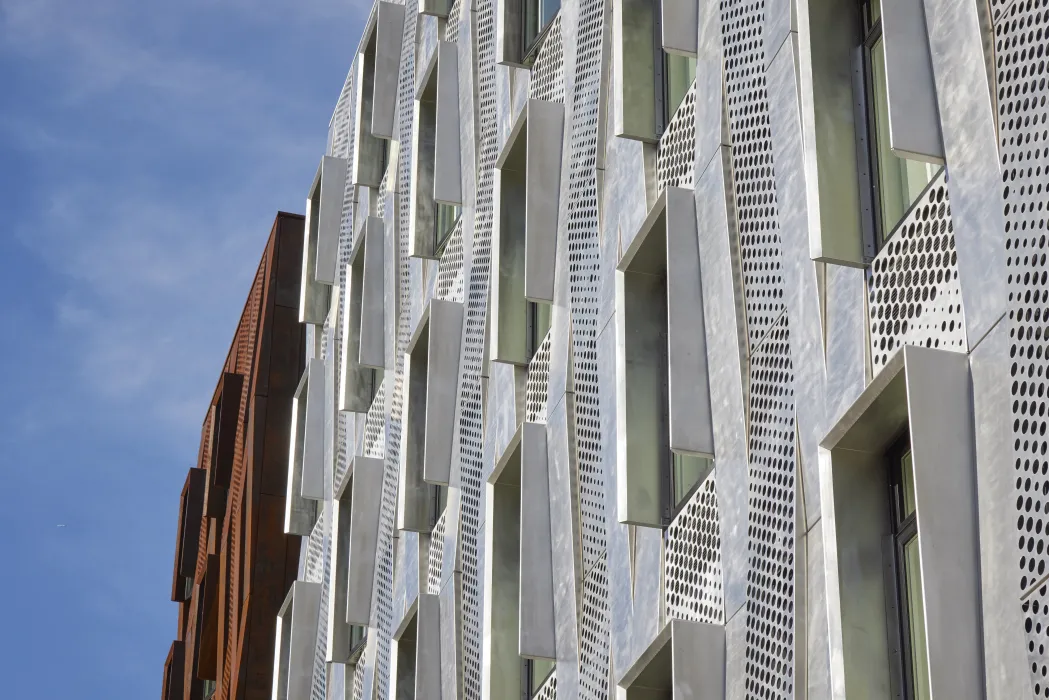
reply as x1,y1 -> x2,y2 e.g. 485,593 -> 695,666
885,431 -> 928,700
855,0 -> 945,258
520,0 -> 560,65
521,658 -> 555,698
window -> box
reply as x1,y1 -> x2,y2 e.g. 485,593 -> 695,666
522,658 -> 555,698
434,202 -> 460,256
667,453 -> 711,518
429,483 -> 448,529
887,434 -> 931,700
349,624 -> 367,660
859,0 -> 940,248
525,301 -> 551,359
660,53 -> 696,130
202,680 -> 216,700
522,0 -> 561,63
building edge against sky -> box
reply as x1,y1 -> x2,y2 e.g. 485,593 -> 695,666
169,0 -> 1046,697
163,213 -> 307,700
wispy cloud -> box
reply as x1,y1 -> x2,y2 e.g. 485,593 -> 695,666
0,1 -> 362,692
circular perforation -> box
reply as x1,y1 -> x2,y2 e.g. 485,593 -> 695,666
664,472 -> 724,625
657,80 -> 698,191
866,174 -> 965,370
999,0 -> 1049,692
530,15 -> 565,104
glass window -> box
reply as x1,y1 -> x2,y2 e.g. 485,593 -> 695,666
889,438 -> 931,700
430,483 -> 448,529
671,453 -> 710,509
523,0 -> 561,61
350,624 -> 367,652
523,658 -> 555,697
435,203 -> 461,256
526,301 -> 552,359
664,54 -> 697,124
862,1 -> 938,247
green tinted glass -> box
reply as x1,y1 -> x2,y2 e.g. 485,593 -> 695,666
869,36 -> 937,244
435,203 -> 460,254
901,450 -> 916,517
672,454 -> 710,507
665,54 -> 697,122
530,658 -> 555,694
904,535 -> 931,700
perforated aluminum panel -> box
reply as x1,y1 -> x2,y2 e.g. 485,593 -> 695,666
664,471 -> 724,625
363,380 -> 387,459
567,0 -> 609,585
427,511 -> 447,595
998,1 -> 1049,694
721,0 -> 785,353
530,15 -> 565,103
866,172 -> 965,372
743,318 -> 796,700
436,219 -> 465,301
525,329 -> 552,423
656,80 -> 697,191
535,671 -> 557,700
579,560 -> 611,699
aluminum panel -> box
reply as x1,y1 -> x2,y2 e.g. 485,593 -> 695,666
372,1 -> 406,140
423,299 -> 464,485
519,422 -> 556,659
435,41 -> 463,206
881,0 -> 945,162
360,216 -> 386,370
347,456 -> 386,626
661,0 -> 698,56
524,99 -> 564,303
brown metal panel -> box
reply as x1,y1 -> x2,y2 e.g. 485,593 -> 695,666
274,213 -> 306,310
179,469 -> 207,580
212,373 -> 244,488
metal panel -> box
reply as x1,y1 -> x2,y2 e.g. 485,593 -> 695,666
496,0 -> 525,66
434,41 -> 462,206
352,59 -> 386,188
881,0 -> 945,162
664,187 -> 714,458
671,619 -> 726,700
288,581 -> 323,700
524,99 -> 564,303
313,156 -> 350,285
360,216 -> 386,369
904,346 -> 984,699
921,0 -> 1006,351
795,0 -> 866,266
372,1 -> 406,140
662,0 -> 697,56
300,358 -> 326,501
519,422 -> 556,659
613,0 -> 659,141
346,456 -> 385,625
416,593 -> 443,699
340,230 -> 378,413
423,299 -> 464,485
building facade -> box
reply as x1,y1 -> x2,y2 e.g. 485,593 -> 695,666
268,0 -> 1033,698
164,213 -> 308,700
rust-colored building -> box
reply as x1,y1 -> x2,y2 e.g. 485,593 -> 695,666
163,212 -> 307,700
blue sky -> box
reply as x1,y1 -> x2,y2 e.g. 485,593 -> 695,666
0,1 -> 364,696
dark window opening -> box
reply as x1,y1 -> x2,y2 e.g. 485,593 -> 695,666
886,433 -> 930,700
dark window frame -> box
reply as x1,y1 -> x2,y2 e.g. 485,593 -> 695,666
521,0 -> 561,65
884,431 -> 927,700
521,658 -> 555,699
854,0 -> 945,259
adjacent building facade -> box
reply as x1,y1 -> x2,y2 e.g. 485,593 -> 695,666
215,0 -> 1034,697
164,213 -> 308,700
